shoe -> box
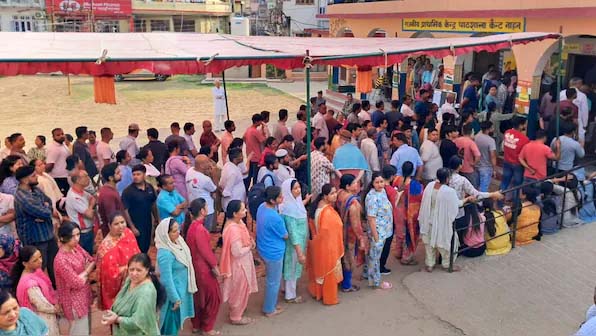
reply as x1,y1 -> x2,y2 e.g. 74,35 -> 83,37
380,267 -> 391,275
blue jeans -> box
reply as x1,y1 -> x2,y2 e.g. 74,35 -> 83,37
80,230 -> 95,256
478,166 -> 493,192
500,162 -> 523,204
262,257 -> 283,314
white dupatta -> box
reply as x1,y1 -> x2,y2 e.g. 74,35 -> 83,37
418,181 -> 460,251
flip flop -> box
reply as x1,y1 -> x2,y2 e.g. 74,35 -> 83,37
400,259 -> 419,266
264,307 -> 284,318
380,281 -> 393,290
285,296 -> 304,304
203,330 -> 222,335
230,317 -> 254,325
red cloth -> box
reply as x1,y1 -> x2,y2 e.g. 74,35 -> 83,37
259,147 -> 275,167
519,141 -> 555,180
454,136 -> 481,174
16,268 -> 57,312
503,129 -> 529,165
244,126 -> 267,163
96,228 -> 140,310
186,219 -> 222,332
93,76 -> 116,104
560,100 -> 579,120
97,184 -> 126,236
54,245 -> 94,321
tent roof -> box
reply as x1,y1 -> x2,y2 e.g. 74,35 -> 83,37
0,32 -> 559,75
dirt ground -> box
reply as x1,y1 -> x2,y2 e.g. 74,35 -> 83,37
0,75 -> 303,146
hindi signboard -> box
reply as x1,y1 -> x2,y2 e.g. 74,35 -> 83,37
402,17 -> 525,34
47,0 -> 132,16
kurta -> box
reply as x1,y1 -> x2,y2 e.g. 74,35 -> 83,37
485,210 -> 511,256
156,249 -> 195,335
165,156 -> 189,200
111,279 -> 160,336
54,245 -> 94,321
0,307 -> 48,336
212,86 -> 227,116
15,269 -> 59,336
418,182 -> 460,251
220,222 -> 258,321
282,214 -> 307,281
220,162 -> 246,210
307,205 -> 344,305
186,219 -> 222,332
96,228 -> 141,310
515,204 -> 541,246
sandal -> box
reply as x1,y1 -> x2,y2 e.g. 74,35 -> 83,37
400,259 -> 418,266
264,307 -> 284,318
341,285 -> 360,293
285,296 -> 304,304
203,330 -> 221,335
371,281 -> 392,290
443,265 -> 462,272
424,266 -> 433,273
230,317 -> 254,325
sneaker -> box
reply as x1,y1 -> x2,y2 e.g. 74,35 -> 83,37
380,267 -> 391,275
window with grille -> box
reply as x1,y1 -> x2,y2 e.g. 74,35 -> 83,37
150,19 -> 170,31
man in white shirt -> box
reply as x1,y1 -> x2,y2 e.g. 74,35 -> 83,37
419,127 -> 442,183
65,169 -> 96,255
560,77 -> 590,145
439,93 -> 459,123
186,155 -> 217,232
220,148 -> 247,211
358,100 -> 372,124
46,128 -> 70,195
360,128 -> 381,173
119,123 -> 140,165
182,122 -> 198,158
400,95 -> 415,118
212,79 -> 227,132
312,103 -> 329,141
274,149 -> 295,185
96,127 -> 115,171
0,192 -> 15,236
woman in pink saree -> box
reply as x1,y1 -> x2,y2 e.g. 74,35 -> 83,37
220,200 -> 258,325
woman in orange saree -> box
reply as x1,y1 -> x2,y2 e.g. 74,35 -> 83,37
392,162 -> 423,265
307,184 -> 344,305
96,212 -> 141,310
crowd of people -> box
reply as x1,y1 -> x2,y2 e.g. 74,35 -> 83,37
0,70 -> 594,335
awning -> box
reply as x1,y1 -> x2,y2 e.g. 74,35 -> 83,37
0,32 -> 559,75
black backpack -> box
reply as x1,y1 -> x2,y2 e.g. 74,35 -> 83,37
248,174 -> 275,220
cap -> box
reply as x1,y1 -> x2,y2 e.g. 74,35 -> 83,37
275,149 -> 288,158
15,165 -> 35,180
338,129 -> 352,140
128,123 -> 140,131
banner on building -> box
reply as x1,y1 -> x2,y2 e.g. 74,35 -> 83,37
402,17 -> 525,34
47,0 -> 132,16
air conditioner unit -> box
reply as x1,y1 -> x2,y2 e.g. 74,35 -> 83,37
34,12 -> 46,20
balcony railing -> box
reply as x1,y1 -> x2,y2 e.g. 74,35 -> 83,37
132,0 -> 231,13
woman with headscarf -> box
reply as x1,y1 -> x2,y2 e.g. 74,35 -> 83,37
280,179 -> 310,303
185,198 -> 222,335
155,217 -> 197,336
0,234 -> 19,291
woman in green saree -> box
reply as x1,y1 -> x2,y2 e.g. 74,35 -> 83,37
102,253 -> 167,336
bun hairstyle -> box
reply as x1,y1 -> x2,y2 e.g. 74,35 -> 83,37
128,253 -> 166,308
58,221 -> 81,244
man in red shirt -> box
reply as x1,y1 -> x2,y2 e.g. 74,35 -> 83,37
500,117 -> 529,195
98,162 -> 137,237
243,113 -> 267,186
454,124 -> 481,187
519,129 -> 560,182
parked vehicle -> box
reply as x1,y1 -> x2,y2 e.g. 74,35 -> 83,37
114,70 -> 170,82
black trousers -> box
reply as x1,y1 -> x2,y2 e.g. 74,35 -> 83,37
54,177 -> 70,197
380,234 -> 393,269
32,238 -> 59,287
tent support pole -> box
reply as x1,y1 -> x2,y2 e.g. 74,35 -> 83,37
67,74 -> 71,96
555,26 -> 563,171
305,50 -> 312,193
222,70 -> 230,121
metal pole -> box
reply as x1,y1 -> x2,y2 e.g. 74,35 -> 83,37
559,173 -> 568,230
222,71 -> 230,121
555,26 -> 563,171
305,50 -> 312,193
448,220 -> 455,273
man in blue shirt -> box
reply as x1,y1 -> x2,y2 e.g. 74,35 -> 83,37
552,123 -> 585,178
414,89 -> 431,128
371,101 -> 385,127
156,174 -> 187,229
390,133 -> 423,179
462,76 -> 481,113
256,186 -> 288,317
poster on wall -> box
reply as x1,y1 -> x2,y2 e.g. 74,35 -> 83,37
46,0 -> 132,16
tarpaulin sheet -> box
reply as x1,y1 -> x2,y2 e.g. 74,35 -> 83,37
0,32 -> 559,75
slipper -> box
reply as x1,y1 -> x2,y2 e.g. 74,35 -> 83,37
341,285 -> 360,293
424,266 -> 434,273
203,330 -> 222,335
285,296 -> 304,304
443,265 -> 462,272
264,307 -> 284,318
400,259 -> 418,266
230,317 -> 253,325
380,281 -> 392,290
